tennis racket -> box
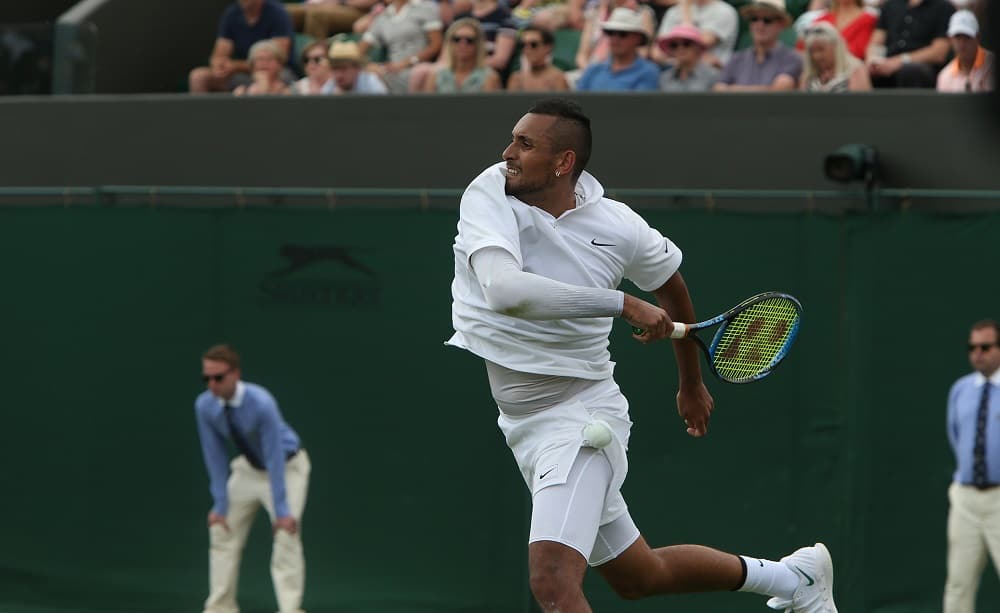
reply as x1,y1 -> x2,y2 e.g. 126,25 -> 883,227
633,292 -> 802,384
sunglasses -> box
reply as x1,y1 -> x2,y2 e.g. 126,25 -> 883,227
969,343 -> 998,352
304,55 -> 327,64
667,39 -> 696,49
522,40 -> 545,48
451,35 -> 477,44
202,370 -> 232,383
605,30 -> 633,38
749,15 -> 778,24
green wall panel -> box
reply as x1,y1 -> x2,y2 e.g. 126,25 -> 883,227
1,206 -> 998,612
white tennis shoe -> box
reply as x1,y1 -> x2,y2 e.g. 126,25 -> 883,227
766,542 -> 838,613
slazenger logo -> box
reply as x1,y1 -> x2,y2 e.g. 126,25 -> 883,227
260,245 -> 381,309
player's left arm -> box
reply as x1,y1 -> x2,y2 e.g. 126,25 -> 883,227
651,271 -> 714,437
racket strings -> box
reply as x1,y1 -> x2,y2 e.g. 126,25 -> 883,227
712,298 -> 800,382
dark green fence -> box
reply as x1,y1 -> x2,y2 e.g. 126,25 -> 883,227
1,205 -> 998,613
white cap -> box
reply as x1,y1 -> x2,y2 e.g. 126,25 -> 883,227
947,10 -> 979,37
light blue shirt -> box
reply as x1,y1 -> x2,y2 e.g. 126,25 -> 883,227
195,381 -> 301,518
576,57 -> 660,92
948,370 -> 1000,484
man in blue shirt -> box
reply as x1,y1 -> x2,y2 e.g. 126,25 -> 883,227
189,0 -> 294,93
196,344 -> 310,613
945,319 -> 1000,613
576,7 -> 660,92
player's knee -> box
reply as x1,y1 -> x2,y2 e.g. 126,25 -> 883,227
529,568 -> 580,606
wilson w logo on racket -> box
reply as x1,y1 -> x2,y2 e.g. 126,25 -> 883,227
634,292 -> 802,384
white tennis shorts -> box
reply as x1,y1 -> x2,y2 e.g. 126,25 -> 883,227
497,376 -> 640,565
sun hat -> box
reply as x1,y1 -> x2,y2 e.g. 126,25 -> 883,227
328,40 -> 365,64
739,0 -> 793,26
600,7 -> 651,44
657,24 -> 706,53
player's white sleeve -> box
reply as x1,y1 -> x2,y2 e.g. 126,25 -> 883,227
471,247 -> 624,320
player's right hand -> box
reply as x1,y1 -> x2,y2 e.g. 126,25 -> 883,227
208,511 -> 230,531
622,294 -> 673,343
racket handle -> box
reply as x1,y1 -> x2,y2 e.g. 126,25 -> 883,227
632,322 -> 689,338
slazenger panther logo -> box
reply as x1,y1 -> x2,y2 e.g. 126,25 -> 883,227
260,244 -> 381,309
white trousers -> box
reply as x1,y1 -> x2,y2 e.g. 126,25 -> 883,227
944,482 -> 1000,613
204,450 -> 311,613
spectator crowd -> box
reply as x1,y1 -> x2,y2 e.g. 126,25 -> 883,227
189,0 -> 993,94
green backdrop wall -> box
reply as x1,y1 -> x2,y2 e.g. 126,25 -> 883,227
1,205 -> 998,613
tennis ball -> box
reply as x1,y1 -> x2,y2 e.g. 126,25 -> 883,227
582,421 -> 613,449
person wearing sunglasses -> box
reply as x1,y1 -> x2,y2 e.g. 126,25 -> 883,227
424,18 -> 502,92
292,41 -> 336,94
576,7 -> 659,91
656,24 -> 720,91
507,26 -> 571,91
574,0 -> 657,75
714,0 -> 802,91
945,320 -> 1000,612
452,0 -> 519,75
195,344 -> 310,613
799,22 -> 871,91
651,0 -> 738,69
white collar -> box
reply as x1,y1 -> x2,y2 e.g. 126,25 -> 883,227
974,370 -> 1000,387
217,380 -> 247,407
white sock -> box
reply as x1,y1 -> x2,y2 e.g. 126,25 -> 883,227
737,555 -> 800,600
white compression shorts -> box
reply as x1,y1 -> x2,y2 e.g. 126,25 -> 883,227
530,446 -> 640,566
488,365 -> 639,565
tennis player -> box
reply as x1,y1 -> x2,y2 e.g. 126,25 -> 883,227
446,98 -> 838,612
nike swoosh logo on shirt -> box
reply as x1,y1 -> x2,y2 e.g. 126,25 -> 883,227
591,238 -> 616,247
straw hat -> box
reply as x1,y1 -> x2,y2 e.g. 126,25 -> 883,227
328,40 -> 364,64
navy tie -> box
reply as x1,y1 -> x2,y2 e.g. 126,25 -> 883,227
973,383 -> 992,488
225,403 -> 265,470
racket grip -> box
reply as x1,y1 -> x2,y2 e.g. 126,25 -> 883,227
632,322 -> 689,338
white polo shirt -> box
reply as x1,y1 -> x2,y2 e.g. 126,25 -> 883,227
446,163 -> 682,379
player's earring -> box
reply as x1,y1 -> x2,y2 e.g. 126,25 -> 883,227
555,170 -> 561,177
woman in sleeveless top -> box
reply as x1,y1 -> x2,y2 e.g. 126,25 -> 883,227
800,22 -> 871,92
424,18 -> 502,92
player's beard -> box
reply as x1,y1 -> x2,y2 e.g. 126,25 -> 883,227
504,171 -> 554,199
